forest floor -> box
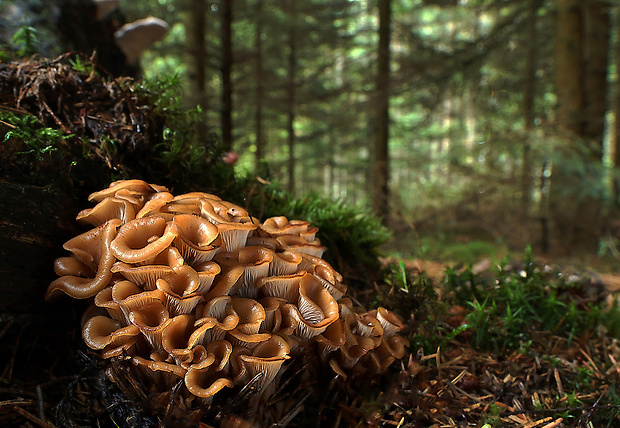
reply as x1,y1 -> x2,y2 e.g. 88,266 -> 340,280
350,252 -> 620,428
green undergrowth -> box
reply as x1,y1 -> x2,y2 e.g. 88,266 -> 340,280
387,245 -> 620,355
444,245 -> 620,353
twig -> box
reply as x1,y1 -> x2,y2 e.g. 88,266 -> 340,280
13,406 -> 56,428
540,418 -> 563,428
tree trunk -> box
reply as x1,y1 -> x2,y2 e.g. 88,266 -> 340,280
555,0 -> 584,136
583,0 -> 610,157
221,0 -> 233,152
286,0 -> 298,194
185,0 -> 208,112
373,0 -> 391,222
521,0 -> 538,219
254,0 -> 265,176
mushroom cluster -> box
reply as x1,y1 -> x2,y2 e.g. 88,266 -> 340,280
46,180 -> 407,408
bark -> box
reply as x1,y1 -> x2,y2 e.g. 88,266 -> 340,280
0,179 -> 80,313
221,0 -> 234,152
185,0 -> 208,112
373,0 -> 392,222
555,0 -> 584,136
286,0 -> 298,194
254,0 -> 265,176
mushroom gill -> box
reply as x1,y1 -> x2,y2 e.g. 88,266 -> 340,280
47,180 -> 407,418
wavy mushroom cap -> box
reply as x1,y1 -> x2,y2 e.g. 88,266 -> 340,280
192,261 -> 221,294
112,280 -> 165,323
227,298 -> 266,335
172,214 -> 221,263
94,286 -> 124,321
135,192 -> 175,218
111,246 -> 187,289
129,301 -> 171,350
269,250 -> 302,276
46,219 -> 121,300
156,267 -> 204,316
258,297 -> 285,333
282,276 -> 339,339
237,334 -> 290,389
185,366 -> 234,399
236,246 -> 273,295
88,179 -> 168,203
77,196 -> 137,227
82,315 -> 140,350
259,216 -> 318,240
275,235 -> 326,258
161,314 -> 200,360
203,265 -> 245,302
256,272 -> 307,303
373,307 -> 405,337
53,256 -> 92,277
314,317 -> 346,358
206,339 -> 234,372
111,216 -> 177,264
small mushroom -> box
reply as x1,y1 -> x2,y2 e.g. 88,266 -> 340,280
227,298 -> 266,335
46,218 -> 121,300
112,280 -> 165,323
237,334 -> 290,389
256,272 -> 306,303
88,179 -> 167,203
275,235 -> 326,258
76,196 -> 137,227
185,366 -> 234,400
129,301 -> 172,350
259,216 -> 318,241
114,17 -> 170,63
172,214 -> 222,263
269,250 -> 302,276
82,315 -> 140,350
156,266 -> 204,316
111,216 -> 177,264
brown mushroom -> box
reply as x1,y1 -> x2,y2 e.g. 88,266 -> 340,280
76,196 -> 137,227
129,301 -> 172,350
156,265 -> 204,316
82,315 -> 140,350
172,214 -> 221,263
46,218 -> 121,300
88,179 -> 167,203
111,216 -> 177,264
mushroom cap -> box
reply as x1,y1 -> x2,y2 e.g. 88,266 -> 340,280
275,235 -> 326,258
256,272 -> 307,303
185,366 -> 234,398
172,214 -> 222,263
269,250 -> 302,276
114,17 -> 170,63
129,301 -> 171,350
111,216 -> 177,264
237,334 -> 290,389
88,179 -> 167,203
227,298 -> 266,335
373,307 -> 405,337
77,196 -> 137,227
46,219 -> 121,300
82,315 -> 140,350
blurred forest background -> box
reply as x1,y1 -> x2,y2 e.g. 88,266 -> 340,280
2,0 -> 620,265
